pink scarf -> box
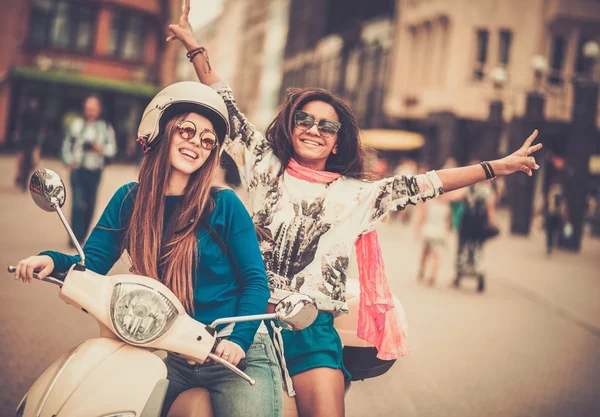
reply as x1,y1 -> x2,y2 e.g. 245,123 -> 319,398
286,158 -> 409,360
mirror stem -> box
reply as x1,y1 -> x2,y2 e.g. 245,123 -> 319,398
54,201 -> 85,267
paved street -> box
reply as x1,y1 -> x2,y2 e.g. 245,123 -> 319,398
0,155 -> 599,417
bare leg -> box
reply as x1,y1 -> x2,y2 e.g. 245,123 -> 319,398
32,146 -> 41,168
292,368 -> 345,417
417,245 -> 430,281
428,253 -> 440,286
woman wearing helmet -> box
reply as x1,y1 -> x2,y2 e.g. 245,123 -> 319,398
13,82 -> 283,417
168,4 -> 542,417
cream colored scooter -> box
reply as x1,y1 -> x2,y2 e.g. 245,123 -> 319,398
9,169 -> 318,417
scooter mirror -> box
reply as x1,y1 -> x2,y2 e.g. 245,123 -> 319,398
274,294 -> 318,331
29,168 -> 66,212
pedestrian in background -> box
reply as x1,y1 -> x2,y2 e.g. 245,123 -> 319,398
14,97 -> 44,192
61,95 -> 117,247
542,178 -> 568,254
454,180 -> 497,293
415,193 -> 451,286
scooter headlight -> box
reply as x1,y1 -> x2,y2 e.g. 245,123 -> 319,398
110,283 -> 178,344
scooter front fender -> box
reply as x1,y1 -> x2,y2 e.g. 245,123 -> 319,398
22,337 -> 168,417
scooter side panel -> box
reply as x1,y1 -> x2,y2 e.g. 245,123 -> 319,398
57,342 -> 167,417
22,348 -> 78,417
22,337 -> 166,417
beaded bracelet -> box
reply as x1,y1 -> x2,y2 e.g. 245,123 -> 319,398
186,47 -> 212,73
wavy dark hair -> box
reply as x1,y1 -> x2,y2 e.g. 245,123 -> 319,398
265,88 -> 366,179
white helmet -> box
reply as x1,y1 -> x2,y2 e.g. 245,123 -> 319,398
137,81 -> 229,152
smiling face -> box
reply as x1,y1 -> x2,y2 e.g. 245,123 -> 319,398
169,112 -> 217,177
291,100 -> 340,171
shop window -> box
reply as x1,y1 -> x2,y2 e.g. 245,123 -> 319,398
549,35 -> 565,86
28,0 -> 97,52
473,29 -> 489,80
498,30 -> 512,66
108,12 -> 147,61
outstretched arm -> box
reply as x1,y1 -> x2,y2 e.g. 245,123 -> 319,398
359,130 -> 542,232
437,130 -> 541,192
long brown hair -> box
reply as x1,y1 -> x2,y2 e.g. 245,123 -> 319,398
125,113 -> 219,313
265,87 -> 366,179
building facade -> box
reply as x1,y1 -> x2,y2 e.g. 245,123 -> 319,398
0,0 -> 178,159
281,0 -> 396,129
385,0 -> 600,165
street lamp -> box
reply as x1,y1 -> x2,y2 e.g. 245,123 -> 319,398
531,55 -> 548,92
510,56 -> 548,235
582,40 -> 600,78
489,65 -> 508,91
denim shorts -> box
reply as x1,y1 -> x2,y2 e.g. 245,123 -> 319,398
162,332 -> 283,417
280,312 -> 351,380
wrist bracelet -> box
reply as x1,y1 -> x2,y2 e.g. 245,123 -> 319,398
186,47 -> 212,73
480,161 -> 496,180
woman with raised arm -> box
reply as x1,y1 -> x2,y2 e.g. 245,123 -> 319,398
168,3 -> 542,417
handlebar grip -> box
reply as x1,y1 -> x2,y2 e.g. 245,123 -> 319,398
8,266 -> 67,282
237,358 -> 248,371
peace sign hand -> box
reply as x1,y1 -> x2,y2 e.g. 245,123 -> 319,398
497,130 -> 543,177
166,0 -> 198,51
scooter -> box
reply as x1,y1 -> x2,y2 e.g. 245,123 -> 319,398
9,168 -> 319,417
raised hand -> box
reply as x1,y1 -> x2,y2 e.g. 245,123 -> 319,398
166,0 -> 198,51
497,130 -> 542,177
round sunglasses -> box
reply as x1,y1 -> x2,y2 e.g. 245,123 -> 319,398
177,120 -> 218,150
293,111 -> 342,139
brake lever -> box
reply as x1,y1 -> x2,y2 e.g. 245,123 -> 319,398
207,353 -> 255,385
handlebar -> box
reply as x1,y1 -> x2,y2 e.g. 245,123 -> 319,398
7,266 -> 66,287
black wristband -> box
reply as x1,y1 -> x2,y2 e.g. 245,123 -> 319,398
480,161 -> 496,180
486,161 -> 496,179
480,161 -> 491,180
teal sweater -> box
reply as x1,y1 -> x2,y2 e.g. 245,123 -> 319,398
42,183 -> 269,352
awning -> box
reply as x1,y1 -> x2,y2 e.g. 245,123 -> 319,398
361,129 -> 425,151
11,67 -> 160,98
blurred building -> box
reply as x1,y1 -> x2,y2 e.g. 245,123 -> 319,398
385,0 -> 600,166
0,0 -> 178,159
281,0 -> 395,129
176,0 -> 290,131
